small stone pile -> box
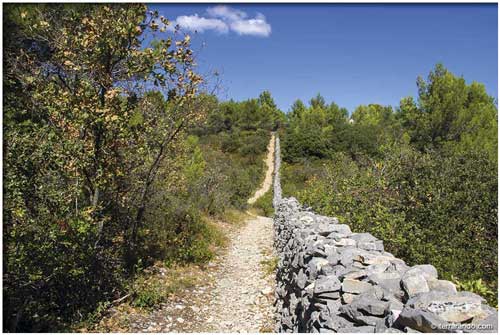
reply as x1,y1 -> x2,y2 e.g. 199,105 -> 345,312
272,136 -> 497,333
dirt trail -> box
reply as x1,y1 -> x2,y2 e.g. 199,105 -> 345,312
200,133 -> 276,332
96,133 -> 277,332
248,133 -> 275,205
202,214 -> 275,332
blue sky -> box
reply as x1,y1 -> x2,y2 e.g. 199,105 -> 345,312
150,3 -> 498,114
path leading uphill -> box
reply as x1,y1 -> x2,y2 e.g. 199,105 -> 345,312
200,133 -> 276,332
248,133 -> 275,204
93,134 -> 277,332
95,134 -> 277,333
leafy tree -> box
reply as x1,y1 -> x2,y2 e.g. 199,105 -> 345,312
258,90 -> 284,130
310,93 -> 327,109
283,94 -> 350,162
289,99 -> 307,121
398,63 -> 497,160
3,4 -> 203,330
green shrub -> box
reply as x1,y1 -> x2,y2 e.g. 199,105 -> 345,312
130,269 -> 199,309
252,189 -> 274,217
140,205 -> 225,267
132,278 -> 165,309
452,277 -> 496,307
291,147 -> 497,306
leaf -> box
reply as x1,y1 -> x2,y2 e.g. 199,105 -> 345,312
128,110 -> 143,126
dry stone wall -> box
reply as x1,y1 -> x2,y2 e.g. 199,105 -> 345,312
272,136 -> 497,333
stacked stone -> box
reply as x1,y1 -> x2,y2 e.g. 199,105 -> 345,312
272,137 -> 497,333
273,134 -> 282,209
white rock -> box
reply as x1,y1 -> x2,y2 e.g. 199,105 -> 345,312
261,287 -> 273,295
401,273 -> 430,297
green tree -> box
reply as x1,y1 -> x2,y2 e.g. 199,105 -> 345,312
289,99 -> 307,121
398,64 -> 497,160
3,4 -> 203,330
258,90 -> 284,130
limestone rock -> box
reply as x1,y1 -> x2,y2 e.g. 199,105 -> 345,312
330,224 -> 352,235
341,269 -> 368,280
334,238 -> 357,247
394,308 -> 448,333
354,296 -> 390,316
407,291 -> 487,323
342,293 -> 358,304
401,274 -> 429,298
427,279 -> 457,294
405,265 -> 438,282
316,291 -> 341,300
342,279 -> 373,294
358,240 -> 385,252
337,325 -> 376,333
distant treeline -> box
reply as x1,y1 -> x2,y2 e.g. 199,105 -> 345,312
281,64 -> 498,305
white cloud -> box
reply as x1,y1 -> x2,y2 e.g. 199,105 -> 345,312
229,13 -> 271,37
168,6 -> 271,37
207,5 -> 247,21
172,14 -> 228,33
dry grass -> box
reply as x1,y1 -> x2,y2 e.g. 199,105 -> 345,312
76,263 -> 209,332
221,208 -> 252,227
260,255 -> 279,278
74,211 -> 249,332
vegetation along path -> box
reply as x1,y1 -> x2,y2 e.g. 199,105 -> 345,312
93,134 -> 277,332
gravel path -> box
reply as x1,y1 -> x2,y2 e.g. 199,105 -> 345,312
202,133 -> 276,332
203,214 -> 275,332
111,215 -> 276,333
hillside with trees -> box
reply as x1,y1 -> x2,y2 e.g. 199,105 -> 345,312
281,64 -> 498,305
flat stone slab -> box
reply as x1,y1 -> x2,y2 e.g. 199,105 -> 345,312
407,291 -> 488,323
394,307 -> 449,333
342,279 -> 373,294
401,273 -> 429,298
314,275 -> 342,294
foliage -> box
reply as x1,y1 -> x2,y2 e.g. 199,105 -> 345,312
283,94 -> 351,162
281,64 -> 498,306
3,3 -> 276,326
2,3 -> 211,331
130,266 -> 200,309
281,160 -> 328,198
296,147 -> 497,301
399,63 -> 497,160
191,92 -> 283,213
252,189 -> 274,217
452,277 -> 497,307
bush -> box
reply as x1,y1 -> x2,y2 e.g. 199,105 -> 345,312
140,205 -> 225,267
130,267 -> 200,309
292,147 -> 497,305
252,189 -> 274,217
